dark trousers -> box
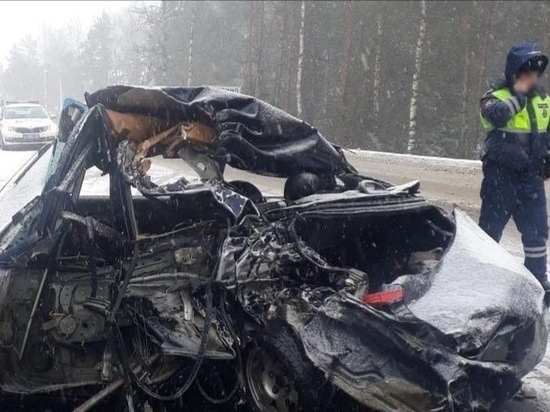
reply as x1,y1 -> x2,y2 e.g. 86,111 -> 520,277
479,161 -> 548,282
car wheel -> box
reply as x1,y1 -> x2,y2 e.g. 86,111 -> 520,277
245,322 -> 329,412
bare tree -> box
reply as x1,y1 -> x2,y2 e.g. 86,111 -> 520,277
476,1 -> 496,99
3,36 -> 44,102
254,1 -> 264,97
407,0 -> 427,153
339,1 -> 355,103
459,1 -> 472,151
246,2 -> 254,94
274,1 -> 290,105
296,0 -> 306,118
159,0 -> 169,85
129,1 -> 177,85
373,13 -> 383,126
542,2 -> 549,53
284,15 -> 296,112
246,1 -> 264,96
187,1 -> 196,86
281,2 -> 299,112
79,12 -> 113,91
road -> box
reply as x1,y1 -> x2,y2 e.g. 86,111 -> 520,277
0,150 -> 38,188
0,148 -> 548,411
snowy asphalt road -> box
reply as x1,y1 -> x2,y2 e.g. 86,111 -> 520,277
0,148 -> 548,411
0,150 -> 38,188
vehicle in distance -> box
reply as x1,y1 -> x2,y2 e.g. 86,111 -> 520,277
0,101 -> 58,150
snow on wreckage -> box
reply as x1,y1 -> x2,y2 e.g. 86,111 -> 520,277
0,85 -> 546,412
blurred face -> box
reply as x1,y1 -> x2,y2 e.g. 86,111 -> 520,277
516,70 -> 540,91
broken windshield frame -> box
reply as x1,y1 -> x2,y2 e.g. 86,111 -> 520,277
0,142 -> 97,261
0,105 -> 109,258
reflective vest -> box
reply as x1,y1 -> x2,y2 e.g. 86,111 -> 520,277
481,88 -> 550,173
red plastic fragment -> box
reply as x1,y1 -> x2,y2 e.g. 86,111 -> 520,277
362,287 -> 404,306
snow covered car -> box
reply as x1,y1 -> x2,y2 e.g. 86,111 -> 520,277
0,86 -> 547,412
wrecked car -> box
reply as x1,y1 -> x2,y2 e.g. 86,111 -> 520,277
0,86 -> 547,412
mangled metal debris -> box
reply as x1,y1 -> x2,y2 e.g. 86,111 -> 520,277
0,86 -> 546,412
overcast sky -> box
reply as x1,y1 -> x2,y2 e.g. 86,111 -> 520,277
0,1 -> 130,63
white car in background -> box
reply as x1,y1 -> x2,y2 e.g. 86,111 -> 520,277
0,102 -> 57,150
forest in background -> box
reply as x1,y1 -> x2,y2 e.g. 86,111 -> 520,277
0,0 -> 548,159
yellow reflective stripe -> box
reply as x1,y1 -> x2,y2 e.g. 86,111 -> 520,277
509,96 -> 522,112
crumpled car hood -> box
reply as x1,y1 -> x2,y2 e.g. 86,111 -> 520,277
85,85 -> 348,178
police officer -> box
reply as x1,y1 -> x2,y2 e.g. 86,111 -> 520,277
479,43 -> 550,290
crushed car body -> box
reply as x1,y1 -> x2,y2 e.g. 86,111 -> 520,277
0,85 -> 547,412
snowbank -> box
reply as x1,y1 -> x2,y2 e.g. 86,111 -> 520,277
351,149 -> 481,166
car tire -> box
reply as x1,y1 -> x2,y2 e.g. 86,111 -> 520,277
244,322 -> 331,412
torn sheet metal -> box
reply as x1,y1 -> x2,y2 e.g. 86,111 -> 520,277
86,85 -> 349,177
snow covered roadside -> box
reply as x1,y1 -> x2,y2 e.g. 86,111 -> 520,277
348,149 -> 483,200
351,149 -> 481,169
